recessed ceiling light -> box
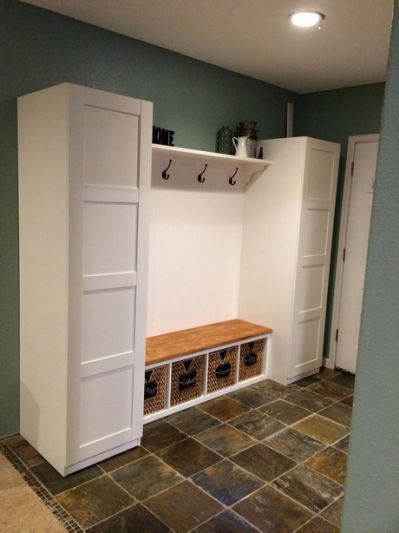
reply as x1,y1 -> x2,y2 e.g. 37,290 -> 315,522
289,11 -> 325,28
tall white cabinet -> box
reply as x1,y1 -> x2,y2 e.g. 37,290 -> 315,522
18,84 -> 152,475
239,137 -> 340,384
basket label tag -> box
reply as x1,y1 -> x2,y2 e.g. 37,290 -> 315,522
144,380 -> 158,399
244,352 -> 258,367
215,361 -> 231,378
179,369 -> 197,390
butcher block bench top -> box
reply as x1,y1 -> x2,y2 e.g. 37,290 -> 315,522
146,319 -> 272,365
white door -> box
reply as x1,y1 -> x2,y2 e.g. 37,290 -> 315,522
68,86 -> 152,466
290,139 -> 340,379
335,137 -> 379,373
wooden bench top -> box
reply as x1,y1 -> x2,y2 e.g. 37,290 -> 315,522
146,319 -> 272,365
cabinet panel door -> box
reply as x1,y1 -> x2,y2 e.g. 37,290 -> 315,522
67,86 -> 152,465
289,141 -> 339,379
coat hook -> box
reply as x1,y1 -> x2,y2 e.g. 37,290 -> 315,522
162,159 -> 172,180
229,167 -> 238,186
198,163 -> 208,183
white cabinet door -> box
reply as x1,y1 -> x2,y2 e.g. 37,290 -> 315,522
289,140 -> 340,379
68,86 -> 152,465
336,139 -> 378,373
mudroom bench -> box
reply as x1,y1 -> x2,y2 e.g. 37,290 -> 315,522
143,319 -> 273,422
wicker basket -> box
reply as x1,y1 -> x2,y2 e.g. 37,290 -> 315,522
239,339 -> 265,381
144,366 -> 167,415
207,346 -> 238,393
171,355 -> 204,406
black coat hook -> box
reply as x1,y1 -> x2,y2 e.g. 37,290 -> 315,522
162,159 -> 172,180
198,163 -> 208,183
229,167 -> 238,186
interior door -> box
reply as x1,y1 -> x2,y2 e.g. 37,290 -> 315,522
336,138 -> 379,373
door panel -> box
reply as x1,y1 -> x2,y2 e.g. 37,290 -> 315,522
67,86 -> 152,465
290,141 -> 340,379
336,140 -> 378,373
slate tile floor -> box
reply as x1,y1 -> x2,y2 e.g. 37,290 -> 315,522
1,369 -> 354,532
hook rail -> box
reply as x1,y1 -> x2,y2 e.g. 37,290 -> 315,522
198,163 -> 208,183
228,168 -> 239,186
162,159 -> 172,180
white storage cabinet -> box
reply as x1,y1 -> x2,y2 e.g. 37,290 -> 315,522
18,84 -> 152,475
239,137 -> 340,383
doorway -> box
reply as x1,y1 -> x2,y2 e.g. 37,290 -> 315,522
329,134 -> 379,374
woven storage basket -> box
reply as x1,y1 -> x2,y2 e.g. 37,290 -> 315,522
207,346 -> 238,393
239,339 -> 265,381
144,366 -> 167,415
171,355 -> 204,406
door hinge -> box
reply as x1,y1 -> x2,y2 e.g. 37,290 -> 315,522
351,161 -> 355,176
343,247 -> 346,261
335,328 -> 339,342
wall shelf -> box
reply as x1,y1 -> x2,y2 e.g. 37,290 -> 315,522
152,144 -> 271,190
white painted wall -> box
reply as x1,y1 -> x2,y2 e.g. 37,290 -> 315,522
147,188 -> 244,335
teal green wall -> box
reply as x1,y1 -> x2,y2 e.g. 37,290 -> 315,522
342,2 -> 399,529
0,0 -> 295,436
295,84 -> 384,357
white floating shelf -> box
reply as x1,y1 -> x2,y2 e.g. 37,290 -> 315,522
152,144 -> 271,191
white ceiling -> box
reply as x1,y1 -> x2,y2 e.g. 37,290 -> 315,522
22,0 -> 393,93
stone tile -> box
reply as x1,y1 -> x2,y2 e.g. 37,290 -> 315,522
315,367 -> 341,379
334,434 -> 351,454
253,379 -> 299,397
228,387 -> 275,408
234,485 -> 312,531
193,460 -> 263,505
328,372 -> 355,390
297,516 -> 339,532
8,439 -> 45,467
166,406 -> 220,435
145,480 -> 223,532
87,503 -> 169,532
285,389 -> 332,412
306,447 -> 347,485
31,461 -> 102,495
231,443 -> 296,482
56,475 -> 133,529
260,399 -> 311,424
199,397 -> 249,421
309,381 -> 352,401
196,510 -> 258,532
111,455 -> 181,500
99,446 -> 149,473
157,437 -> 221,476
266,428 -> 325,462
195,424 -> 253,457
273,465 -> 343,512
321,496 -> 344,527
341,395 -> 354,406
229,410 -> 285,441
141,420 -> 185,452
293,415 -> 348,445
320,402 -> 352,427
295,375 -> 322,387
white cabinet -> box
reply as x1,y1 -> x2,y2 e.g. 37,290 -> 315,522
239,137 -> 340,383
18,84 -> 152,475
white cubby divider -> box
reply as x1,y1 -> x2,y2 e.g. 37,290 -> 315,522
143,332 -> 271,423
